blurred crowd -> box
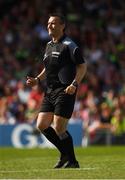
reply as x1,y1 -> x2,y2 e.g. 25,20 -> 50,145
0,0 -> 125,144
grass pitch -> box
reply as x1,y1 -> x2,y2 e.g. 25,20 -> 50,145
0,146 -> 125,179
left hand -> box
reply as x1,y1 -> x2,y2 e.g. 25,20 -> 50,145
64,84 -> 77,95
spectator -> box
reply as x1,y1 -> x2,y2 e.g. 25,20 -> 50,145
111,109 -> 125,145
0,0 -> 125,146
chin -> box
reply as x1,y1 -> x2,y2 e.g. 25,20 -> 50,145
49,33 -> 52,36
48,31 -> 53,35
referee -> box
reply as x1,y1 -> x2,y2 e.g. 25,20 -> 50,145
26,13 -> 87,168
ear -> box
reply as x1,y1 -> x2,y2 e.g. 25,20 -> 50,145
62,24 -> 65,31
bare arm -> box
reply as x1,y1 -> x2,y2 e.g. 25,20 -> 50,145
36,68 -> 46,81
74,62 -> 87,85
65,62 -> 87,95
26,68 -> 46,87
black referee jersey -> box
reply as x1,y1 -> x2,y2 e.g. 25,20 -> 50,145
43,34 -> 85,89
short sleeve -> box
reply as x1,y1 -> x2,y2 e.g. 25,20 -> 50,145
73,47 -> 85,65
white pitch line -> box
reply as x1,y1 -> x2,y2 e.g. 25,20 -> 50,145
0,167 -> 98,173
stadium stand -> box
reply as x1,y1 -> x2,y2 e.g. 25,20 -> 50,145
0,0 -> 125,145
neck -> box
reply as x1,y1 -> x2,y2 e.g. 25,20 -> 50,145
52,32 -> 64,43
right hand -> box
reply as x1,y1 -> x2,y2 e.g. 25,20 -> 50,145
64,84 -> 77,95
26,76 -> 38,87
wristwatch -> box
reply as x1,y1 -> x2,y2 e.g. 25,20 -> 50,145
72,80 -> 78,88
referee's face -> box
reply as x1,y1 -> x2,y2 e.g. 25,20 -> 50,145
47,16 -> 65,38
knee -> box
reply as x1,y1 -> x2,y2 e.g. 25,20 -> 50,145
53,116 -> 68,135
53,124 -> 65,135
36,112 -> 53,132
36,120 -> 48,132
36,122 -> 43,131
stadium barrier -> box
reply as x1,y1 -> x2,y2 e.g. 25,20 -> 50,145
0,122 -> 83,148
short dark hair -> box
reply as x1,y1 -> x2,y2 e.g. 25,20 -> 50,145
49,13 -> 66,25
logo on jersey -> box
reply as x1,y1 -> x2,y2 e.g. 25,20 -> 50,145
52,51 -> 60,58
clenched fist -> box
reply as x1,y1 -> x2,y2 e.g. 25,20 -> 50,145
64,84 -> 77,95
26,76 -> 38,87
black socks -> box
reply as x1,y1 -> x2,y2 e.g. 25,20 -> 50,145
42,127 -> 77,162
42,127 -> 64,154
58,131 -> 77,162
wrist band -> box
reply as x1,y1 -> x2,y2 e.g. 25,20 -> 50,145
72,80 -> 78,88
36,77 -> 41,84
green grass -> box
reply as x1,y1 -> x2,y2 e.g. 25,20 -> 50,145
0,146 -> 125,179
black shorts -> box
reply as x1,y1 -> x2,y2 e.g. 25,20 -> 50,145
40,87 -> 76,119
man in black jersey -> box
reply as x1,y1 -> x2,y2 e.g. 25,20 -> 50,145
26,13 -> 87,168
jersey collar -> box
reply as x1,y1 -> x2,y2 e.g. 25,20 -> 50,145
51,34 -> 66,44
58,34 -> 66,42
